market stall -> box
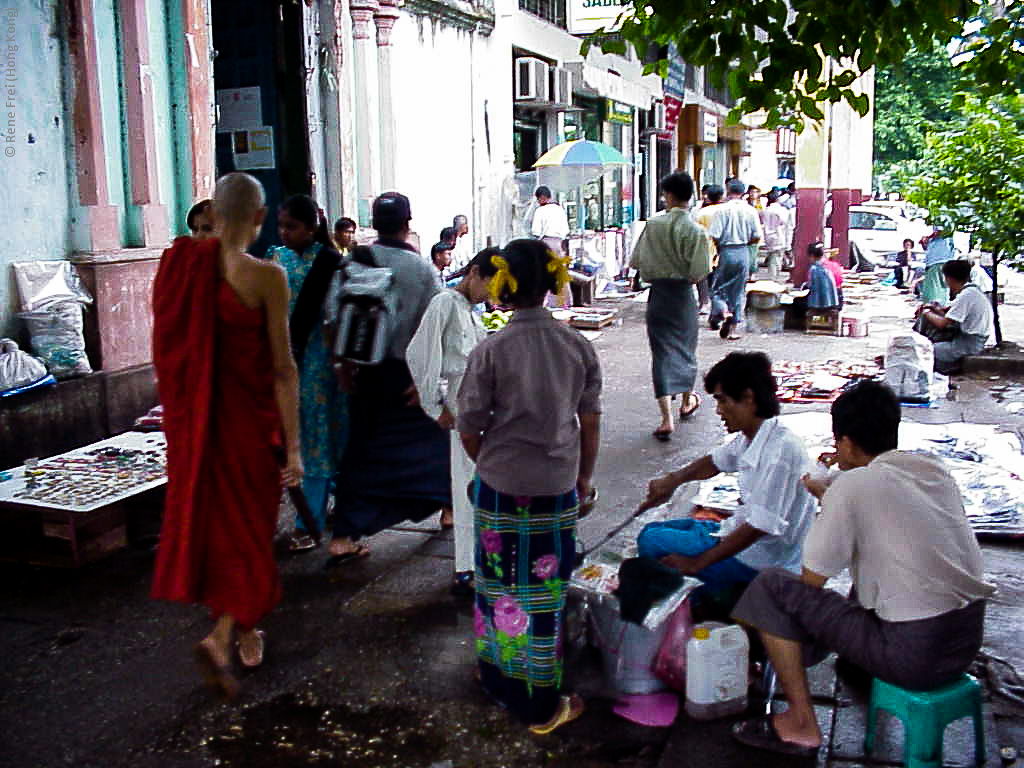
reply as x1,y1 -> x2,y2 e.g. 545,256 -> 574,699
0,431 -> 167,566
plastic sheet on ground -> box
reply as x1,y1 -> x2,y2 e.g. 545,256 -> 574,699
692,412 -> 1024,538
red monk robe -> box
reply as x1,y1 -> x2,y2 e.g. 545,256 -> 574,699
151,236 -> 282,630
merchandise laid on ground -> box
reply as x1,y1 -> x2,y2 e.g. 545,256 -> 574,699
696,412 -> 1024,539
774,358 -> 883,402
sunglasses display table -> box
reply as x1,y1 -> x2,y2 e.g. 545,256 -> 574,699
0,431 -> 166,567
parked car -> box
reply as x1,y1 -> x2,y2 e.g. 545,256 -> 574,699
860,199 -> 928,223
846,206 -> 931,266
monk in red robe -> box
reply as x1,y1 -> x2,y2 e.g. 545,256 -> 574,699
151,172 -> 302,698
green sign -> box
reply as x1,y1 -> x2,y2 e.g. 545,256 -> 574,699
605,99 -> 633,125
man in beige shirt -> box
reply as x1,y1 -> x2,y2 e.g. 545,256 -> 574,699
730,380 -> 994,758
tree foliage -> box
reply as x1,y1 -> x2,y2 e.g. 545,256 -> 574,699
592,0 -> 1024,127
905,96 -> 1024,344
873,44 -> 958,184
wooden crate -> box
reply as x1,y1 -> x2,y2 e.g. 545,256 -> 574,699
805,310 -> 842,336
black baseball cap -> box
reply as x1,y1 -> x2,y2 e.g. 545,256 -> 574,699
372,191 -> 412,229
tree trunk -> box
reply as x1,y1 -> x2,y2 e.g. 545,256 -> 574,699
991,250 -> 1003,347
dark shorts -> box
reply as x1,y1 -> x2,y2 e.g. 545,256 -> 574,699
731,569 -> 985,691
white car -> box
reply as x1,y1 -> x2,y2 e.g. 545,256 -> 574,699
860,199 -> 928,223
846,206 -> 931,266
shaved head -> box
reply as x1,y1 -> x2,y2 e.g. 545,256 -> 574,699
213,172 -> 265,225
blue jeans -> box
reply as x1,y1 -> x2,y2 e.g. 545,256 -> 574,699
637,519 -> 759,599
296,476 -> 331,534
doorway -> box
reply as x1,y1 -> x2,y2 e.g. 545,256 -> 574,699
211,1 -> 311,257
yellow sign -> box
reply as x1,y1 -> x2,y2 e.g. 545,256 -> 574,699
605,99 -> 633,125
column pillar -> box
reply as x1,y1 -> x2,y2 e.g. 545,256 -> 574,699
351,0 -> 381,220
793,110 -> 830,286
181,0 -> 215,200
374,0 -> 400,191
120,0 -> 169,245
69,0 -> 120,251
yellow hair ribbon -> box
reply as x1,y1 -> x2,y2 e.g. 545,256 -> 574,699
489,254 -> 518,303
546,252 -> 571,296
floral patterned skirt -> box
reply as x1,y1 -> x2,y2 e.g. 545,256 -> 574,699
471,476 -> 578,725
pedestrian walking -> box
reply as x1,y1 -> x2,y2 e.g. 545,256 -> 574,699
151,172 -> 302,699
406,248 -> 500,596
326,192 -> 451,566
708,179 -> 763,340
457,239 -> 601,734
269,195 -> 347,552
530,186 -> 573,308
760,190 -> 789,280
629,171 -> 711,441
694,184 -> 725,312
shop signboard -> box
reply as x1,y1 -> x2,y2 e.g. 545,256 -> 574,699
701,111 -> 719,144
605,99 -> 633,125
664,43 -> 686,100
567,0 -> 631,35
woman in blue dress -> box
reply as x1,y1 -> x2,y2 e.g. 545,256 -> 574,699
269,195 -> 347,551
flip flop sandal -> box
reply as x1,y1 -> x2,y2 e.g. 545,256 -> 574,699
652,429 -> 673,442
679,393 -> 701,420
529,694 -> 585,735
237,629 -> 266,669
288,534 -> 317,552
731,715 -> 820,758
323,545 -> 370,570
193,640 -> 239,701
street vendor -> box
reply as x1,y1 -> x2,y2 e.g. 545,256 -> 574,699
636,351 -> 816,617
915,259 -> 993,373
730,381 -> 993,758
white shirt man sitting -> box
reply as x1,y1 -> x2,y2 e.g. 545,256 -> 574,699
917,258 -> 993,373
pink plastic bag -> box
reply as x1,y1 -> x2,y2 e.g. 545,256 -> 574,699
653,596 -> 693,692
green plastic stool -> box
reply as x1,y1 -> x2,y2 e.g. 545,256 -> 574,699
864,674 -> 985,768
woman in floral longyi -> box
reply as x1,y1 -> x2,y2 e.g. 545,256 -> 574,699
457,239 -> 602,734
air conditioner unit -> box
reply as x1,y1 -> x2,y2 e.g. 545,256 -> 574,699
515,57 -> 550,102
550,66 -> 573,108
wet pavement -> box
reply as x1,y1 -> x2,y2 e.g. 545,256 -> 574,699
2,288 -> 1024,767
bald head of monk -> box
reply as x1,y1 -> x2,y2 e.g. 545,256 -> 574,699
213,172 -> 267,249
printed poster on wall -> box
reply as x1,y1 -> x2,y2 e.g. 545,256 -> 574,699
216,87 -> 263,132
232,126 -> 275,170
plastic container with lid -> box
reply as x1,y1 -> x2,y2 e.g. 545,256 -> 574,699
684,621 -> 749,720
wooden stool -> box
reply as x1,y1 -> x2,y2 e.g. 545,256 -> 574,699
805,308 -> 842,335
864,674 -> 985,768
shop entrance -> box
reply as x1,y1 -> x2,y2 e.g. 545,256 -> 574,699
211,2 -> 311,257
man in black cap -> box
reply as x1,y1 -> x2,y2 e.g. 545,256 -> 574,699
327,191 -> 452,565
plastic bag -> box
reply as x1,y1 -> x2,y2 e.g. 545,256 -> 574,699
12,260 -> 93,311
653,597 -> 694,692
0,338 -> 48,391
19,301 -> 93,379
884,331 -> 933,400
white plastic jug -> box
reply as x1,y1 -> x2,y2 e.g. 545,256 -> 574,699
684,622 -> 749,720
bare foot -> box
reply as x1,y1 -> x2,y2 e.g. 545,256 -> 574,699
770,710 -> 822,748
194,637 -> 238,700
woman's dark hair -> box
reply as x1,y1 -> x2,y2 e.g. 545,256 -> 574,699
451,246 -> 502,281
902,238 -> 914,248
942,259 -> 972,283
660,171 -> 694,204
334,216 -> 356,233
831,380 -> 900,456
493,239 -> 559,307
704,351 -> 780,419
807,241 -> 825,259
186,199 -> 212,231
280,194 -> 332,249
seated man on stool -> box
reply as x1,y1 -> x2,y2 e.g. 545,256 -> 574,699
915,259 -> 993,374
636,351 -> 816,618
730,380 -> 994,758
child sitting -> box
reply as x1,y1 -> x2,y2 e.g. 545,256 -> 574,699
805,241 -> 840,310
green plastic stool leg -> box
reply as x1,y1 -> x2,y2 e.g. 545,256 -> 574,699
864,700 -> 878,755
906,707 -> 944,768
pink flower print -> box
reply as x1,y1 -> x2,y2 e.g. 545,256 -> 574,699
532,554 -> 559,581
492,596 -> 529,637
481,529 -> 502,554
474,604 -> 489,638
514,495 -> 531,508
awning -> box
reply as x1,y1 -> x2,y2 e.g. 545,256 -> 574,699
565,62 -> 662,110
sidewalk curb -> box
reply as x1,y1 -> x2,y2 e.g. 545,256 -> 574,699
964,343 -> 1024,375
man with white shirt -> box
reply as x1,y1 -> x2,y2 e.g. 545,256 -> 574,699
708,179 -> 763,339
637,352 -> 815,616
530,186 -> 570,255
917,259 -> 993,373
730,381 -> 993,758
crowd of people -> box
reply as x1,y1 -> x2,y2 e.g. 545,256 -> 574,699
151,171 -> 993,755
